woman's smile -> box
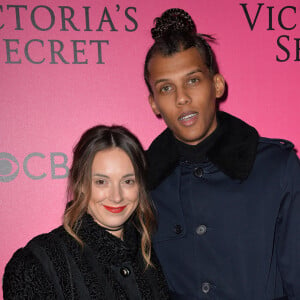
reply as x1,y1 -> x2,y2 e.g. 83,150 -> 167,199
103,205 -> 127,213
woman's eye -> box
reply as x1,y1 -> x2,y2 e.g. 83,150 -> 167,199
124,179 -> 135,185
95,179 -> 106,185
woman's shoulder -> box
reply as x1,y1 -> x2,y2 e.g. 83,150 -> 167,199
3,229 -> 63,299
7,225 -> 68,261
26,225 -> 69,249
3,226 -> 84,299
4,226 -> 65,270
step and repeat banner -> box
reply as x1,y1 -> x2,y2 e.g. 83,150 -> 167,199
1,0 -> 299,294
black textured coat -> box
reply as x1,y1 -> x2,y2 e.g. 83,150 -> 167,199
3,213 -> 169,299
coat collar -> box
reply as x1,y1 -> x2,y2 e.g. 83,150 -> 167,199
146,111 -> 259,190
77,213 -> 138,265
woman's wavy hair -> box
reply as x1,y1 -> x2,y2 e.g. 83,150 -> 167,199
63,125 -> 156,267
144,8 -> 219,95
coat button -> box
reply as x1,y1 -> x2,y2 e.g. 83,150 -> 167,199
174,224 -> 182,234
193,167 -> 203,178
120,267 -> 131,277
196,225 -> 207,235
202,282 -> 210,294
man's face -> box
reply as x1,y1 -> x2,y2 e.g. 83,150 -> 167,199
148,47 -> 225,145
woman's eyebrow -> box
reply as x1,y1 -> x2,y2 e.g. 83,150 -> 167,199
122,173 -> 135,178
92,173 -> 109,178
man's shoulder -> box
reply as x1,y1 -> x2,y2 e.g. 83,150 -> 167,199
257,137 -> 296,160
258,137 -> 294,151
256,137 -> 299,177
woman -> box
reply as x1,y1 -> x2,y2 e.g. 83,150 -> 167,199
3,125 -> 169,299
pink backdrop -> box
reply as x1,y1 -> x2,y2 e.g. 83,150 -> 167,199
1,0 -> 299,297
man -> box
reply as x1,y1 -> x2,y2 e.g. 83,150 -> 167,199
144,8 -> 300,300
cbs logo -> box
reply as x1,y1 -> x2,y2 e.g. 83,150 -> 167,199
0,152 -> 69,182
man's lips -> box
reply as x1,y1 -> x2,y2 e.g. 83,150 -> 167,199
103,205 -> 126,213
178,111 -> 199,126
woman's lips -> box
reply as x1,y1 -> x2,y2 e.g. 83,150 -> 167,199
103,205 -> 126,213
178,111 -> 199,126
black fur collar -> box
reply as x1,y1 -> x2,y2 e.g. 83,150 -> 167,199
77,213 -> 138,265
146,111 -> 259,190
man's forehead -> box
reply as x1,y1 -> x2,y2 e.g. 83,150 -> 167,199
148,48 -> 206,81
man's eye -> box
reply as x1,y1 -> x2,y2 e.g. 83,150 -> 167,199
160,85 -> 172,93
188,78 -> 200,85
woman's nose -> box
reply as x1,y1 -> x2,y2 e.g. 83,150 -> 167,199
110,185 -> 122,203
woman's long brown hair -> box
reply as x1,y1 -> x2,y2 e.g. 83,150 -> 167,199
63,125 -> 156,267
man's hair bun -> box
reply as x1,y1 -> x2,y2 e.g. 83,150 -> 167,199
151,8 -> 197,41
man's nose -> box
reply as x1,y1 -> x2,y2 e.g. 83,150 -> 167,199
176,87 -> 191,106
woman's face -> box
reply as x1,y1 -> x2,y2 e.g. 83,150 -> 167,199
87,147 -> 139,238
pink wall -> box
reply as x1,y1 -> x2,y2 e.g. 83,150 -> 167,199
1,0 -> 299,296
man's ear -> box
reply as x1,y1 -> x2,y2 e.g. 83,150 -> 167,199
148,95 -> 161,116
214,74 -> 225,98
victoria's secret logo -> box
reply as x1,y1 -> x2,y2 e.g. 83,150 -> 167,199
0,4 -> 138,64
240,3 -> 299,62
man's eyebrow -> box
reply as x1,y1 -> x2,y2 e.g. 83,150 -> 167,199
186,68 -> 203,76
154,78 -> 168,86
154,69 -> 203,86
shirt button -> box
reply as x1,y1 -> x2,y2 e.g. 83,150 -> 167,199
202,282 -> 210,294
193,167 -> 203,178
120,267 -> 131,277
174,224 -> 182,234
196,225 -> 207,235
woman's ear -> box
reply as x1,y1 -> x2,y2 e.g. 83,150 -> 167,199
80,185 -> 86,199
214,74 -> 225,98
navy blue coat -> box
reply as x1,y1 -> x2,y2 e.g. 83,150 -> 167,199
147,112 -> 300,300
